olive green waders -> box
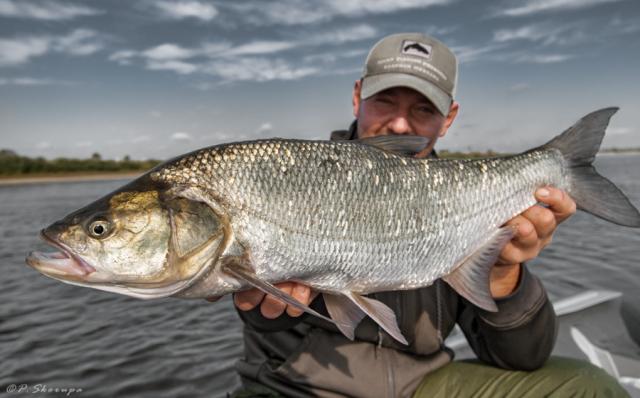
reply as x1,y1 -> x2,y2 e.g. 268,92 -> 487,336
230,357 -> 630,397
413,357 -> 630,398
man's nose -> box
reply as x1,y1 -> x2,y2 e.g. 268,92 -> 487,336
387,115 -> 411,134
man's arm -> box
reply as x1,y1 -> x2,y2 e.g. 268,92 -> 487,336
489,186 -> 577,297
460,186 -> 576,370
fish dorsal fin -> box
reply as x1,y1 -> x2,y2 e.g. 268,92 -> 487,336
323,293 -> 367,340
344,291 -> 409,345
221,257 -> 336,324
356,136 -> 430,156
442,226 -> 516,312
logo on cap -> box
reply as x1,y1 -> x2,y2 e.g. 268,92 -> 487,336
401,40 -> 432,59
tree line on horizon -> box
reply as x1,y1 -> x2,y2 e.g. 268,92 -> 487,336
0,149 -> 161,176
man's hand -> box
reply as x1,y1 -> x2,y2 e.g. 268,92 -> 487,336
232,283 -> 318,319
490,186 -> 577,298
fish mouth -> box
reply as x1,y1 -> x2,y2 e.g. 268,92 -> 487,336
26,230 -> 96,278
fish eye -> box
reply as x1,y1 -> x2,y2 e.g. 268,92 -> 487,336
88,219 -> 111,239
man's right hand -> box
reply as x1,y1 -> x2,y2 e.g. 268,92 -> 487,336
234,282 -> 318,319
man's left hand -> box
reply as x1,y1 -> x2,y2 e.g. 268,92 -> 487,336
490,186 -> 577,298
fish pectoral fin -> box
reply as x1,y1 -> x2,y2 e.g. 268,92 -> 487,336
323,293 -> 367,340
343,291 -> 409,345
442,226 -> 516,312
356,136 -> 430,156
221,258 -> 335,324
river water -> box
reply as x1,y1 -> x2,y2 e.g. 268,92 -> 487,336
1,154 -> 639,397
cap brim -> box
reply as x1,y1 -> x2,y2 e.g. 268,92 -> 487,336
361,73 -> 452,116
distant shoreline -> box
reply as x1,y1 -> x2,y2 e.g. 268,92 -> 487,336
0,172 -> 142,186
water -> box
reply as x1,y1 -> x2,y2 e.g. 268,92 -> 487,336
1,155 -> 639,397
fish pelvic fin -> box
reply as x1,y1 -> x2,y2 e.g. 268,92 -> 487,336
341,292 -> 409,345
323,293 -> 367,340
542,108 -> 640,227
443,226 -> 516,312
221,257 -> 336,324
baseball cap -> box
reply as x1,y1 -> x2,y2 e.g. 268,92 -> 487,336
360,33 -> 458,116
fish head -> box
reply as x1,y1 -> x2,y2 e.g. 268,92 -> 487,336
26,180 -> 226,298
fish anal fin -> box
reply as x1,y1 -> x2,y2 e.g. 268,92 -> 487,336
221,257 -> 336,324
345,291 -> 409,345
442,226 -> 516,312
323,293 -> 367,340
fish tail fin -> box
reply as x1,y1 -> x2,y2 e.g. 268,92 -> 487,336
543,107 -> 640,227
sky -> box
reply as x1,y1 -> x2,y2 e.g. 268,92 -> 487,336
1,0 -> 639,160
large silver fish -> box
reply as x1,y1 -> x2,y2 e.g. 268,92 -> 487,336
26,108 -> 640,344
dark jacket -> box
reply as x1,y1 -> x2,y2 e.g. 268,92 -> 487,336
235,123 -> 558,398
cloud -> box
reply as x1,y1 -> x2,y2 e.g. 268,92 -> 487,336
224,0 -> 454,26
492,22 -> 590,47
227,41 -> 296,56
305,24 -> 377,45
607,127 -> 633,136
256,122 -> 273,134
204,57 -> 318,82
0,76 -> 74,86
53,29 -> 104,55
143,43 -> 198,60
171,132 -> 193,141
0,29 -> 104,66
151,1 -> 218,21
0,0 -> 102,20
146,59 -> 199,74
109,50 -> 137,65
514,53 -> 573,63
494,0 -> 621,17
450,44 -> 505,64
0,37 -> 49,66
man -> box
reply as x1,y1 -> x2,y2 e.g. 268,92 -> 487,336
227,33 -> 628,397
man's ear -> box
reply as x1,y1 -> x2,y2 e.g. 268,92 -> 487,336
439,101 -> 459,138
352,80 -> 363,118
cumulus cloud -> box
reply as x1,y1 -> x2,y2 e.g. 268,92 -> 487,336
147,59 -> 199,74
142,43 -> 198,60
171,132 -> 193,141
151,0 -> 218,21
0,29 -> 104,66
109,50 -> 136,65
494,0 -> 621,17
0,37 -> 49,66
227,41 -> 296,56
0,0 -> 102,20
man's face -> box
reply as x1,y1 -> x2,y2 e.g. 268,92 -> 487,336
353,81 -> 458,158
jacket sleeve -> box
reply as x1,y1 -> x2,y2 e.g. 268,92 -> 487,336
456,264 -> 558,370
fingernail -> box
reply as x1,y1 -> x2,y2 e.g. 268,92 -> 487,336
538,188 -> 549,197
